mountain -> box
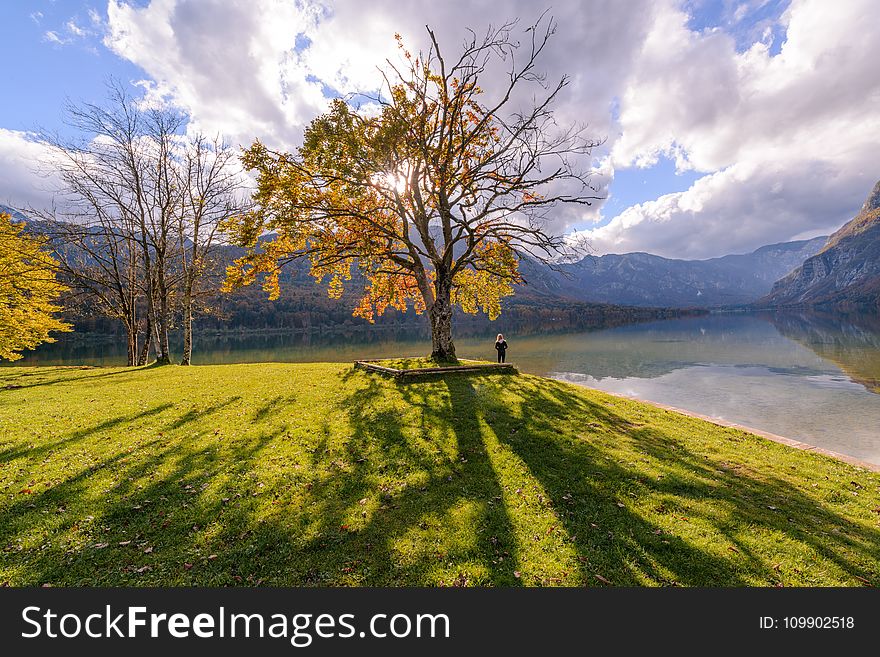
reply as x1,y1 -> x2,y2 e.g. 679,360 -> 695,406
761,181 -> 880,311
0,204 -> 30,223
517,236 -> 827,308
7,203 -> 826,310
10,216 -> 701,334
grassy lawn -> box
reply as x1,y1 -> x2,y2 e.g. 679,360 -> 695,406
1,363 -> 878,587
367,357 -> 494,370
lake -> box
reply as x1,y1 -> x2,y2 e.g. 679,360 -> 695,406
9,311 -> 880,466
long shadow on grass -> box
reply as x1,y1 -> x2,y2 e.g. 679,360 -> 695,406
625,425 -> 880,584
263,370 -> 522,585
0,367 -> 134,392
0,403 -> 175,462
0,399 -> 285,585
475,376 -> 880,586
5,369 -> 876,587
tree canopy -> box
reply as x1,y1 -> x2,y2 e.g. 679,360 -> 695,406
223,17 -> 600,358
0,212 -> 71,361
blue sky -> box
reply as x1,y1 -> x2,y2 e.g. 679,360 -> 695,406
0,3 -> 141,131
1,0 -> 877,259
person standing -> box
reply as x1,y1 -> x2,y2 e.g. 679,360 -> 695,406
495,333 -> 508,363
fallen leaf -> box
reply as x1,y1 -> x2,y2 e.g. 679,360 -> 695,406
728,546 -> 739,553
513,571 -> 521,579
143,547 -> 153,554
92,543 -> 109,549
208,554 -> 218,560
118,541 -> 131,546
136,566 -> 151,573
184,563 -> 193,570
594,574 -> 612,585
616,502 -> 625,508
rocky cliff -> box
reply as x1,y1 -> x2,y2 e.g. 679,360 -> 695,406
761,180 -> 880,310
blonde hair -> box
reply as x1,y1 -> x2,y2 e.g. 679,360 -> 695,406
496,333 -> 504,341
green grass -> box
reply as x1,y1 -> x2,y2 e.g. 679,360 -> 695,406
1,363 -> 878,587
369,357 -> 493,370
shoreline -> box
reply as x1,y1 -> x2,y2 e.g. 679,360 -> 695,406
568,383 -> 880,473
4,360 -> 878,473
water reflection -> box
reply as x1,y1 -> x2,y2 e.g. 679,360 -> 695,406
542,313 -> 880,465
769,311 -> 880,394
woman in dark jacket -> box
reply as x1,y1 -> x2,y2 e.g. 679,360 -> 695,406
495,333 -> 508,363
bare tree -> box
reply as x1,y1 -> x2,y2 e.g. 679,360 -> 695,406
177,135 -> 246,365
32,81 -> 244,365
32,82 -> 170,365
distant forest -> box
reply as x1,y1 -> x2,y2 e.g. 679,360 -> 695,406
65,257 -> 704,337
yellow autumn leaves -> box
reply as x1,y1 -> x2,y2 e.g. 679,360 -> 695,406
0,212 -> 71,360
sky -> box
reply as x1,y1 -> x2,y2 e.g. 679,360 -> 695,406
1,0 -> 878,260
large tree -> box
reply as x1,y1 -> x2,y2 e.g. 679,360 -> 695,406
224,18 -> 600,359
0,212 -> 71,361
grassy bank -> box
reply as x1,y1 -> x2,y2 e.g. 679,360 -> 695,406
1,363 -> 878,586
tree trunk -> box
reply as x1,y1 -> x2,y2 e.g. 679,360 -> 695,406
180,300 -> 193,366
154,273 -> 172,366
429,277 -> 456,361
138,315 -> 153,366
151,303 -> 170,365
125,324 -> 138,367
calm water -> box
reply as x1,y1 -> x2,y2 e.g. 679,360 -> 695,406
9,311 -> 880,465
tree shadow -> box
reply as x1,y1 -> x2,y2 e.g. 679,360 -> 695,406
0,367 -> 134,392
236,370 -> 524,585
473,376 -> 880,586
164,396 -> 242,431
0,403 -> 175,462
3,367 -> 877,587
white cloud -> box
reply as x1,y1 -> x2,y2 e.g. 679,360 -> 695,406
4,0 -> 878,259
100,0 -> 659,234
576,151 -> 875,258
578,0 -> 880,257
103,0 -> 329,146
43,30 -> 70,46
0,130 -> 61,210
66,20 -> 87,37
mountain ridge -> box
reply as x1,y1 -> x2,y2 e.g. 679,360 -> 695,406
518,235 -> 827,308
3,203 -> 829,310
760,180 -> 880,311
